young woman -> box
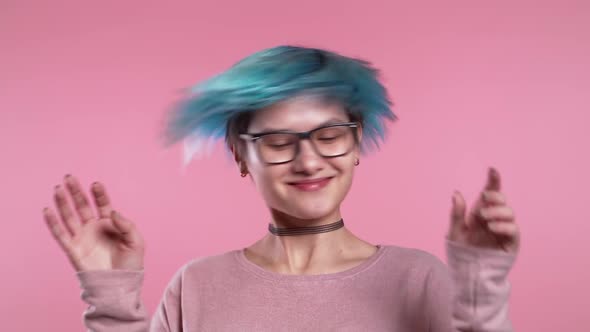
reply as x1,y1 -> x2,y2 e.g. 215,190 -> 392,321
43,45 -> 520,331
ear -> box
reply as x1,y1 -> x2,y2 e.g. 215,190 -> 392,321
231,144 -> 249,174
356,122 -> 363,145
230,144 -> 240,164
354,122 -> 363,158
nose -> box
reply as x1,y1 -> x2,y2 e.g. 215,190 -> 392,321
291,139 -> 324,174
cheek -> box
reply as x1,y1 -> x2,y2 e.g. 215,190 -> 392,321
331,155 -> 355,176
333,162 -> 355,194
249,166 -> 289,201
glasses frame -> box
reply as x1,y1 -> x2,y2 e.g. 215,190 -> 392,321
239,122 -> 360,165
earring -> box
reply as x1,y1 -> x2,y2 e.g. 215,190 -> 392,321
239,161 -> 248,177
354,158 -> 360,166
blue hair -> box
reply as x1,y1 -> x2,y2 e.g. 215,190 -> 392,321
162,45 -> 397,160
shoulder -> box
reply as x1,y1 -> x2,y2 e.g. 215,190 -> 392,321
381,244 -> 447,270
164,249 -> 240,290
374,245 -> 453,316
183,249 -> 238,273
378,244 -> 450,282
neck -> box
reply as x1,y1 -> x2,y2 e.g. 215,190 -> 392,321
269,207 -> 344,234
268,218 -> 344,236
254,208 -> 359,274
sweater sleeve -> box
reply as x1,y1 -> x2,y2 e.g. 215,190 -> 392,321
76,269 -> 150,332
77,268 -> 184,332
445,239 -> 517,332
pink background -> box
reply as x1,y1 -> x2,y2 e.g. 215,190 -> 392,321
2,0 -> 589,330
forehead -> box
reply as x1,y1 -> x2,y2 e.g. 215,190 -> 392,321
248,95 -> 349,132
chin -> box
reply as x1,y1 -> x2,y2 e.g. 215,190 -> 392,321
280,202 -> 339,221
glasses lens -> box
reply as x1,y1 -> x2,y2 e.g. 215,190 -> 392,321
258,133 -> 298,163
312,125 -> 355,157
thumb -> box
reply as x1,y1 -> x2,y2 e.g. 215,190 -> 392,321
450,190 -> 467,228
111,210 -> 142,247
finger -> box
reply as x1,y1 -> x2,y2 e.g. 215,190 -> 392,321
111,211 -> 142,247
479,205 -> 515,222
54,185 -> 80,236
485,167 -> 501,191
450,191 -> 468,227
481,190 -> 506,205
487,221 -> 519,238
91,182 -> 112,219
43,207 -> 73,252
64,174 -> 95,224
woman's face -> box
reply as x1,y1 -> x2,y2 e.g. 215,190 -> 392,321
238,96 -> 361,221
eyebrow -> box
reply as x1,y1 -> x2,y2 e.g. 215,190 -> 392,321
254,118 -> 350,134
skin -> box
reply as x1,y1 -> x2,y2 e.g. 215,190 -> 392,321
43,178 -> 144,271
43,96 -> 520,274
448,167 -> 521,253
233,96 -> 379,275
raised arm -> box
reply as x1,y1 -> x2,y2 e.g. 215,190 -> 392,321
43,174 -> 149,331
443,167 -> 521,331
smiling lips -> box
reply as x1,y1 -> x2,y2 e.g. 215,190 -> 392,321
288,177 -> 333,191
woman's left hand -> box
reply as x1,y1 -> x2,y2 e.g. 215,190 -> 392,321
447,167 -> 520,254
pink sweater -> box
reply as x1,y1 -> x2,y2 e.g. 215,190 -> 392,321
76,239 -> 516,331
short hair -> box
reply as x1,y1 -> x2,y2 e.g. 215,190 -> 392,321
161,45 -> 398,165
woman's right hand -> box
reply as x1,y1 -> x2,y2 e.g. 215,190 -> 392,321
43,174 -> 145,272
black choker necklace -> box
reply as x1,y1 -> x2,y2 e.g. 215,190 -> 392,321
268,218 -> 344,236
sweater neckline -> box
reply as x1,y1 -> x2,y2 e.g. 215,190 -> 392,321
234,244 -> 387,282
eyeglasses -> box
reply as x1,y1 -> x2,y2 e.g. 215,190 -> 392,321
239,122 -> 360,165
